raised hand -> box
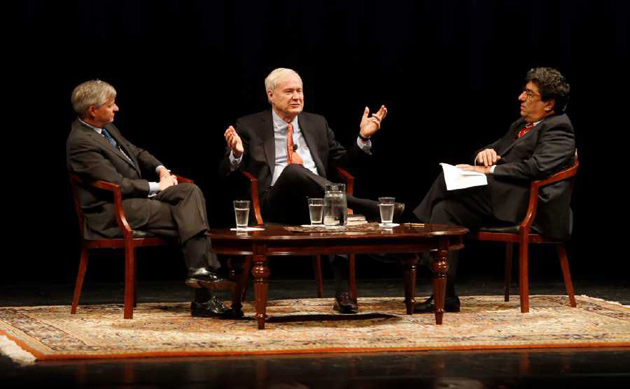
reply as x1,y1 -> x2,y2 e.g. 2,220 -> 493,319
359,105 -> 388,139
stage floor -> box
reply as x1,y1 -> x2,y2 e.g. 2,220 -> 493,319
2,277 -> 629,388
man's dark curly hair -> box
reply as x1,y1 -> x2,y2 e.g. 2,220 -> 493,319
525,67 -> 570,113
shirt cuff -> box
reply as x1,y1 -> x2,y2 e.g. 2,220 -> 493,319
229,150 -> 243,170
148,182 -> 160,197
155,165 -> 168,174
490,165 -> 496,174
356,136 -> 372,153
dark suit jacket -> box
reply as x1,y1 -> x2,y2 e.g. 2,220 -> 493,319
479,113 -> 575,239
219,111 -> 366,197
67,119 -> 163,238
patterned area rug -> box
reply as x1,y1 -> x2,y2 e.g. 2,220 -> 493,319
1,295 -> 629,361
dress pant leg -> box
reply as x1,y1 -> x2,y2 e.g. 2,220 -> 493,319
262,165 -> 330,224
145,183 -> 220,270
262,164 -> 380,224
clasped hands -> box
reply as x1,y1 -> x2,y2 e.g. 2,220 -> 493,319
457,149 -> 500,174
158,167 -> 178,191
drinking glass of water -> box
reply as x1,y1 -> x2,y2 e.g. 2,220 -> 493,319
308,198 -> 324,225
233,200 -> 250,230
378,197 -> 396,227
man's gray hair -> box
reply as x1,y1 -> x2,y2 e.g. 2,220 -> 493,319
264,68 -> 301,95
71,80 -> 117,118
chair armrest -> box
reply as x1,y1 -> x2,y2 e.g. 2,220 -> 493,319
173,174 -> 193,184
240,171 -> 264,225
520,153 -> 579,232
74,178 -> 134,238
336,167 -> 355,196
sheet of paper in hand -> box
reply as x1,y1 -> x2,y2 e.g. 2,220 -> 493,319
440,163 -> 488,191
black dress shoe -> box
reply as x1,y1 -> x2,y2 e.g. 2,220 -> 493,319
191,296 -> 234,318
413,295 -> 461,314
185,268 -> 235,291
333,292 -> 358,314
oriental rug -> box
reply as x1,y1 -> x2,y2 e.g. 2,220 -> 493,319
1,295 -> 629,361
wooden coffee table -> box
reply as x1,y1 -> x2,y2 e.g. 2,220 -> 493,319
208,223 -> 468,329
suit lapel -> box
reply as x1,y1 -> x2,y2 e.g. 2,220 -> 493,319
261,112 -> 276,177
103,125 -> 141,174
498,119 -> 529,156
298,114 -> 326,176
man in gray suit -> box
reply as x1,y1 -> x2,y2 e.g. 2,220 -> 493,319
412,67 -> 575,313
67,80 -> 232,318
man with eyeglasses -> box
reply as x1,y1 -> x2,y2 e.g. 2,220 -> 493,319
411,67 -> 575,314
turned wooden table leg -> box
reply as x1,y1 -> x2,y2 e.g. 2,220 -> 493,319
252,244 -> 270,329
403,254 -> 419,314
431,239 -> 450,325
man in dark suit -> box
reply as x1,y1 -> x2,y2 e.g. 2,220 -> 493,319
67,80 -> 233,318
412,67 -> 575,313
219,68 -> 395,313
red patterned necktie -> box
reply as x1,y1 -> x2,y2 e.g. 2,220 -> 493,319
517,122 -> 535,138
286,123 -> 303,165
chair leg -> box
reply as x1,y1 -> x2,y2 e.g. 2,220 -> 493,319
518,237 -> 530,313
71,245 -> 89,314
314,255 -> 324,298
557,245 -> 577,307
505,243 -> 513,302
349,254 -> 357,301
133,256 -> 138,308
124,243 -> 135,319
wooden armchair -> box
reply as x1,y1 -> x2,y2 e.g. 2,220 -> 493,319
69,173 -> 192,319
470,151 -> 579,313
237,167 -> 358,300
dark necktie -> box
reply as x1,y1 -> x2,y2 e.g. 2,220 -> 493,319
286,123 -> 303,165
101,128 -> 133,164
101,128 -> 118,148
517,122 -> 535,138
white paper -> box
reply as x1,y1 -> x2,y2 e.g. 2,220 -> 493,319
440,163 -> 488,191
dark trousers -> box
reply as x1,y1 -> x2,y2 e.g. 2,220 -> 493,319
261,164 -> 380,225
134,183 -> 220,270
261,165 -> 374,294
413,172 -> 510,291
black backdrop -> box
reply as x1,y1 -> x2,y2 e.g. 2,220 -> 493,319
8,0 -> 630,285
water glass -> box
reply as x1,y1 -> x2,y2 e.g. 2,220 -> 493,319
308,198 -> 324,225
233,200 -> 250,230
378,197 -> 396,226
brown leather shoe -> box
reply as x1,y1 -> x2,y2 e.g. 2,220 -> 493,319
333,292 -> 358,314
414,295 -> 461,314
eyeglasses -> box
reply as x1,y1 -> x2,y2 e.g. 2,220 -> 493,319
522,89 -> 541,101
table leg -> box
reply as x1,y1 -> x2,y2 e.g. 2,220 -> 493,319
252,245 -> 269,329
403,254 -> 419,314
431,239 -> 450,325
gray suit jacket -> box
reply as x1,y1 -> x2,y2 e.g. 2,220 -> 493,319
67,119 -> 163,238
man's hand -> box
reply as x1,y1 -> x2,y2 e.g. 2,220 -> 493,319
456,164 -> 492,174
158,174 -> 178,191
475,148 -> 500,167
224,126 -> 244,158
359,105 -> 388,139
